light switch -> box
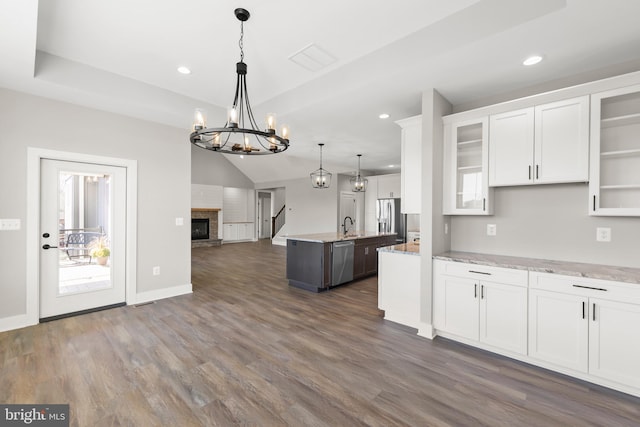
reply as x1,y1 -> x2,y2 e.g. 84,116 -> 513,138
487,224 -> 497,236
175,217 -> 184,226
0,219 -> 21,231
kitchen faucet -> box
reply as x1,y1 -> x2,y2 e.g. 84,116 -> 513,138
342,216 -> 354,235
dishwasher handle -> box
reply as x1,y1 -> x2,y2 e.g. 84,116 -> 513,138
333,241 -> 354,248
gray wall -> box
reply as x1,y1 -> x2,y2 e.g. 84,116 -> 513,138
191,144 -> 254,189
450,183 -> 640,268
0,87 -> 191,319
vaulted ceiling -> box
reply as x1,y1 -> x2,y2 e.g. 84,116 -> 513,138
2,0 -> 640,184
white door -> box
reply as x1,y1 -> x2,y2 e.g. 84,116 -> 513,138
588,298 -> 640,388
479,281 -> 528,354
339,192 -> 357,234
40,159 -> 126,319
528,289 -> 588,372
258,192 -> 271,239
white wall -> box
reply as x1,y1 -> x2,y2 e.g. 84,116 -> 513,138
191,144 -> 254,189
0,87 -> 191,322
257,177 -> 338,236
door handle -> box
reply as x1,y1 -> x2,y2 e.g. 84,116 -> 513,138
42,244 -> 58,249
474,284 -> 477,298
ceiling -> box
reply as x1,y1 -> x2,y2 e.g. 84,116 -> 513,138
2,0 -> 640,184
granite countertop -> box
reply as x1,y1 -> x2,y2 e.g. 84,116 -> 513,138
378,242 -> 420,256
434,251 -> 640,285
286,231 -> 396,243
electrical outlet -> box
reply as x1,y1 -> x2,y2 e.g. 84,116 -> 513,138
596,227 -> 611,242
487,224 -> 497,236
0,219 -> 21,231
175,217 -> 184,226
153,266 -> 160,276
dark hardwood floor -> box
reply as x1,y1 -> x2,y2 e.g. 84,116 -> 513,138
2,239 -> 640,426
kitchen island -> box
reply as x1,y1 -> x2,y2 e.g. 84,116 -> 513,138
286,232 -> 396,292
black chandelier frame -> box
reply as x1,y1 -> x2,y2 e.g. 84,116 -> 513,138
190,8 -> 289,155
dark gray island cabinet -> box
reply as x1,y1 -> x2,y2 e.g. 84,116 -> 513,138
286,232 -> 396,292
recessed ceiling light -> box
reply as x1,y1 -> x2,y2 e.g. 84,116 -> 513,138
177,66 -> 191,75
523,55 -> 543,66
379,113 -> 390,119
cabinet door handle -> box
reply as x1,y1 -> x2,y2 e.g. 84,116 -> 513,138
593,303 -> 596,321
468,270 -> 491,275
474,284 -> 477,298
582,301 -> 585,319
572,284 -> 607,292
536,165 -> 539,180
528,165 -> 532,180
593,195 -> 596,211
365,247 -> 369,255
481,284 -> 484,299
483,198 -> 486,211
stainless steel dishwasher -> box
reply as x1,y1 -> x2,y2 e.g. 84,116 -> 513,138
331,240 -> 354,286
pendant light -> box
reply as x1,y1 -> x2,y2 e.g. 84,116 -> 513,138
310,143 -> 332,188
350,154 -> 368,192
190,8 -> 289,155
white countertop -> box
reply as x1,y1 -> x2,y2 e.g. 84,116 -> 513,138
434,251 -> 640,285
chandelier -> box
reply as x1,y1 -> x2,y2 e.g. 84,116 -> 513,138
350,154 -> 368,192
310,143 -> 332,188
190,8 -> 290,155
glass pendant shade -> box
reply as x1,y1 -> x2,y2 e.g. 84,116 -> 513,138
310,143 -> 332,189
350,154 -> 368,192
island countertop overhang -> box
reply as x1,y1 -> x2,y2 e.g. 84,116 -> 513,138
286,231 -> 397,243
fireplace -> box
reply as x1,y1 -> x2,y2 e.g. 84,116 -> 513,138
191,218 -> 209,240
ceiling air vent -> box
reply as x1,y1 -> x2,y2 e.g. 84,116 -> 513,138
288,43 -> 337,72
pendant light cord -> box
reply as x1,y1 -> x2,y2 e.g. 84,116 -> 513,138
239,21 -> 245,62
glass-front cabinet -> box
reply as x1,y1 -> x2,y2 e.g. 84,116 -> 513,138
590,84 -> 640,216
443,117 -> 492,215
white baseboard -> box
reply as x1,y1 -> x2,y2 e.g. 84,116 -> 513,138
417,322 -> 435,340
0,313 -> 35,333
133,283 -> 193,305
271,236 -> 287,246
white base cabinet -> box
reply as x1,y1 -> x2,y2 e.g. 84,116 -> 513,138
223,222 -> 255,242
529,271 -> 640,391
434,259 -> 640,398
433,260 -> 528,355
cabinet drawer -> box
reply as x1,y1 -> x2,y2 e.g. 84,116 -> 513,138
436,260 -> 528,287
530,272 -> 640,304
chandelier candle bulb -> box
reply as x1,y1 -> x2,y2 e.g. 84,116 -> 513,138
266,114 -> 276,132
281,125 -> 289,140
227,107 -> 238,127
193,109 -> 206,130
212,134 -> 221,148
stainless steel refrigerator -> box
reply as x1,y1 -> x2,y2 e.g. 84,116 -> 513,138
376,198 -> 406,243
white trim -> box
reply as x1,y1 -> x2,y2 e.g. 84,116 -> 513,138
134,283 -> 193,305
26,148 -> 138,326
0,314 -> 31,333
417,322 -> 436,340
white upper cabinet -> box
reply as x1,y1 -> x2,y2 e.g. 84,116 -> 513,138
443,117 -> 492,215
377,173 -> 401,199
589,84 -> 640,216
488,96 -> 589,187
396,115 -> 421,214
534,97 -> 590,183
489,107 -> 535,186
